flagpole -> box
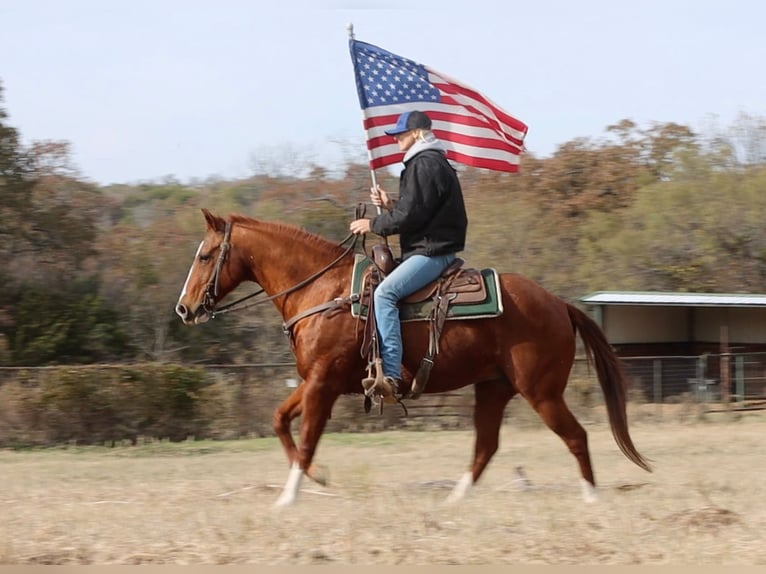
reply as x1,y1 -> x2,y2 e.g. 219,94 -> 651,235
347,23 -> 382,216
347,23 -> 391,393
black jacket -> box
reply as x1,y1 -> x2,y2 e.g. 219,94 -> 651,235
371,148 -> 468,260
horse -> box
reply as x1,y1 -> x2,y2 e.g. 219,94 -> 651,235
175,208 -> 651,507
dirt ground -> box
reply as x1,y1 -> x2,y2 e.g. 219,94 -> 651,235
1,410 -> 765,565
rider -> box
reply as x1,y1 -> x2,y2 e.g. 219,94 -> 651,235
349,110 -> 468,398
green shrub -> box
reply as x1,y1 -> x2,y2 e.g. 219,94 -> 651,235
0,364 -> 214,446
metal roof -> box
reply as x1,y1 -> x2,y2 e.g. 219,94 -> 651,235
580,291 -> 766,307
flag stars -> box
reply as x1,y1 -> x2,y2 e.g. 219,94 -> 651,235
354,45 -> 440,107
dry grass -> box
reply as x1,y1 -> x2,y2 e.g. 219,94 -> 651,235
1,411 -> 765,565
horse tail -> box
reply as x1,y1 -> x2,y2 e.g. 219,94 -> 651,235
567,304 -> 652,472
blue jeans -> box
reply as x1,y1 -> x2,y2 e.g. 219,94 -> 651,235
373,253 -> 456,379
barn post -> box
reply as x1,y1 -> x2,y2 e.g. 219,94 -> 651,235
653,358 -> 662,419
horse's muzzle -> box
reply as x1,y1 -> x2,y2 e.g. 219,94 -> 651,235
175,302 -> 211,325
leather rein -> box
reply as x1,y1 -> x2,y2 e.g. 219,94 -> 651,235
201,212 -> 363,337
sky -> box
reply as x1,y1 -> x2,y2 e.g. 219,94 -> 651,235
1,0 -> 765,186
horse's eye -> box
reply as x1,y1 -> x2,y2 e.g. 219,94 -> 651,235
199,253 -> 211,263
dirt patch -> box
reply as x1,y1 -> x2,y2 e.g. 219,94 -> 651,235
1,414 -> 765,564
664,506 -> 744,533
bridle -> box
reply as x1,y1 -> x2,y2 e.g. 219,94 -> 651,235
202,221 -> 233,315
199,212 -> 362,324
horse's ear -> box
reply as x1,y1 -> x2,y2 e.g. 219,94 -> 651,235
201,208 -> 226,233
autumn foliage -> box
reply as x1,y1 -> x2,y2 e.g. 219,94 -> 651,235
1,82 -> 766,367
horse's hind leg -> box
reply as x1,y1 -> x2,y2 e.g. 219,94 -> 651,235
530,393 -> 598,503
446,378 -> 515,504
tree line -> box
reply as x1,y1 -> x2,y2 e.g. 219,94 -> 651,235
2,81 -> 765,367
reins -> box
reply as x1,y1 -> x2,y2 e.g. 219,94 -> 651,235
206,206 -> 365,321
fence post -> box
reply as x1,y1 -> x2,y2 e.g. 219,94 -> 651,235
692,354 -> 710,418
735,355 -> 745,406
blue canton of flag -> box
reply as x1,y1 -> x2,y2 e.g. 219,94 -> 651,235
353,42 -> 441,108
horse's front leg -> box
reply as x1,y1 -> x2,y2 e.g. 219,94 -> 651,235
274,379 -> 338,507
273,384 -> 303,465
272,382 -> 328,487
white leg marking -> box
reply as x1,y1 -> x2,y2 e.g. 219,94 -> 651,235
274,462 -> 304,507
580,478 -> 598,503
445,471 -> 474,504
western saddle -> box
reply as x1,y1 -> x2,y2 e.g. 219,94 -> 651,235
358,243 -> 486,404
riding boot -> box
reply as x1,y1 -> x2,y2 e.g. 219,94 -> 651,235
362,375 -> 401,400
380,376 -> 401,399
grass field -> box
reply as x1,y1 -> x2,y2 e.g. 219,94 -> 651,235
1,411 -> 765,565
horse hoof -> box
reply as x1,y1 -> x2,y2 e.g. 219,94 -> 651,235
273,494 -> 294,508
307,464 -> 330,487
443,493 -> 462,505
580,479 -> 598,503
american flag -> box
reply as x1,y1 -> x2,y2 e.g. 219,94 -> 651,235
349,38 -> 528,172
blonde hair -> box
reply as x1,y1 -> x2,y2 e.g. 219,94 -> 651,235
415,129 -> 436,142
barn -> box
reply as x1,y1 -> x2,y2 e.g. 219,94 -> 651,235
579,291 -> 766,404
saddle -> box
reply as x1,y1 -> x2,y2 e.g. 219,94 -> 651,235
358,248 -> 487,402
360,257 -> 487,308
402,258 -> 487,305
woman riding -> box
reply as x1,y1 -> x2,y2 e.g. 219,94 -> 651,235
349,110 -> 468,398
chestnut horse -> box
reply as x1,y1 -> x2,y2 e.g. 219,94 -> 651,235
175,209 -> 650,506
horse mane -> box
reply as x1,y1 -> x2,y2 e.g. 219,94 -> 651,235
227,213 -> 346,257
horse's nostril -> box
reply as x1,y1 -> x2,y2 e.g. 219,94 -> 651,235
175,303 -> 187,318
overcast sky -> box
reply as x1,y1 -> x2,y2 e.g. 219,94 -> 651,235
2,0 -> 765,185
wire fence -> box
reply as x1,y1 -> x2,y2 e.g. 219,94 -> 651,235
620,352 -> 766,406
0,352 -> 764,444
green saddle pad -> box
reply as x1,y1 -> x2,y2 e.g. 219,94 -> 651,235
349,254 -> 503,322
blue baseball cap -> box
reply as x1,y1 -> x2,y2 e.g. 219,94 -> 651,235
384,110 -> 432,136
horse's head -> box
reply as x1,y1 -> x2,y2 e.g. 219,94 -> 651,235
175,208 -> 240,325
